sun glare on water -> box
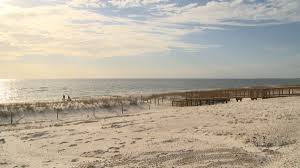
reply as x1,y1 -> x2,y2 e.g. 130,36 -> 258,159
0,79 -> 14,103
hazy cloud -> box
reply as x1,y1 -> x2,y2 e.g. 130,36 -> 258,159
0,0 -> 299,61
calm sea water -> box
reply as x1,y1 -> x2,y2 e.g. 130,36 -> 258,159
1,79 -> 300,103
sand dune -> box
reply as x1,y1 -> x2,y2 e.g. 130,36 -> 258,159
0,97 -> 299,167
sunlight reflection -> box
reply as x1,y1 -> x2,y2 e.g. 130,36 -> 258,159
0,79 -> 14,103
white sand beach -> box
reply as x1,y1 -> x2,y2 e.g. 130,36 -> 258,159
0,97 -> 299,168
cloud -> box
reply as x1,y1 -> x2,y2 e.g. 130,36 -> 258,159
158,0 -> 300,26
0,0 -> 212,60
68,0 -> 106,8
70,0 -> 300,25
67,0 -> 169,9
109,0 -> 169,8
0,0 -> 299,61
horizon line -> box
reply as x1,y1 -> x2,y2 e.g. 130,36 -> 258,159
1,77 -> 300,80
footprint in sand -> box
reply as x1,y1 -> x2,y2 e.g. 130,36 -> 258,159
58,149 -> 65,153
42,160 -> 52,163
0,162 -> 8,166
94,138 -> 105,141
0,138 -> 5,144
193,127 -> 200,133
81,149 -> 106,158
162,138 -> 179,144
71,158 -> 79,162
69,144 -> 77,147
108,147 -> 120,153
119,142 -> 126,145
177,128 -> 188,133
67,129 -> 76,132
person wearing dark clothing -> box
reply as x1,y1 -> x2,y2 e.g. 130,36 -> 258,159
67,95 -> 72,101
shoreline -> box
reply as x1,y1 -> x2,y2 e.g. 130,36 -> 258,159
1,83 -> 300,105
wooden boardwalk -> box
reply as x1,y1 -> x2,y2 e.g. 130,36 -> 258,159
142,86 -> 300,107
170,86 -> 300,107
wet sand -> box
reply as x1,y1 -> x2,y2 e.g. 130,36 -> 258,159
0,97 -> 299,168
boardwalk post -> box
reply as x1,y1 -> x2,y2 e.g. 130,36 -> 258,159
121,103 -> 124,114
10,111 -> 13,125
56,109 -> 59,120
279,89 -> 281,96
93,107 -> 96,118
149,104 -> 150,110
278,89 -> 281,96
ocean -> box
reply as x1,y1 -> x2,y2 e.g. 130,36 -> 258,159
1,78 -> 300,104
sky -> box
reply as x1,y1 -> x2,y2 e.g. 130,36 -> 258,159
0,0 -> 300,79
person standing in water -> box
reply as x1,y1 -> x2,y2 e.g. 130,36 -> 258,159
62,95 -> 66,101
